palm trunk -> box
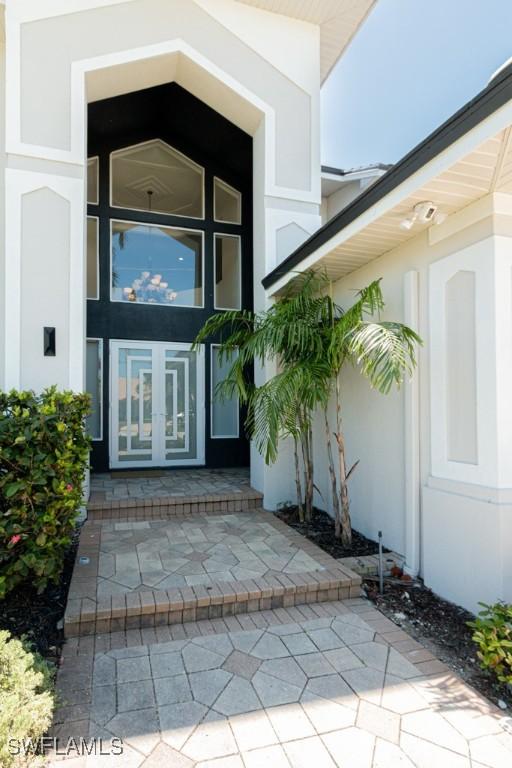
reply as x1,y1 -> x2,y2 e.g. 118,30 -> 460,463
293,435 -> 304,523
307,421 -> 314,522
299,410 -> 314,523
324,406 -> 340,534
334,374 -> 352,546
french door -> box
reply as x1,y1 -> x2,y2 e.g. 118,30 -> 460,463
110,340 -> 205,468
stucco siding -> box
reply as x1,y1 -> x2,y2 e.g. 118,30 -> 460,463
423,485 -> 512,613
2,0 -> 322,506
327,249 -> 408,557
18,0 -> 313,192
20,188 -> 71,390
310,205 -> 512,612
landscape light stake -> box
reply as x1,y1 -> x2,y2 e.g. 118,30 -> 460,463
378,531 -> 384,594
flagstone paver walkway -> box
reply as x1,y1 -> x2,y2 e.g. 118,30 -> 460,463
97,515 -> 327,596
90,468 -> 251,503
87,468 -> 262,520
50,599 -> 512,768
55,474 -> 512,766
64,511 -> 361,636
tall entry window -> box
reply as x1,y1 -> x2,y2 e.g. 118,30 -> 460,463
214,177 -> 241,224
85,339 -> 102,440
214,234 -> 241,310
87,157 -> 99,204
86,217 -> 99,299
211,346 -> 239,438
86,83 -> 251,471
111,221 -> 203,307
86,141 -> 244,314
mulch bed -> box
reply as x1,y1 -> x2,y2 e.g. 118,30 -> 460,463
0,528 -> 79,666
365,578 -> 512,710
276,505 -> 390,558
278,505 -> 512,711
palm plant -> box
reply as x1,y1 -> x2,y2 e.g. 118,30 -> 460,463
323,279 -> 421,545
194,272 -> 331,521
194,271 -> 421,542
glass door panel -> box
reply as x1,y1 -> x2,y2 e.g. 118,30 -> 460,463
110,341 -> 204,468
115,346 -> 154,463
164,349 -> 198,461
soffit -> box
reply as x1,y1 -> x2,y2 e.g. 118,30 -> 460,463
235,0 -> 375,81
269,127 -> 512,293
319,130 -> 510,280
493,126 -> 512,192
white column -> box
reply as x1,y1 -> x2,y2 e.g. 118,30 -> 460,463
3,168 -> 85,392
424,229 -> 512,611
494,235 -> 512,487
403,270 -> 420,576
429,237 -> 499,487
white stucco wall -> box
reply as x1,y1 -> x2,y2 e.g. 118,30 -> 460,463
1,0 -> 323,508
20,188 -> 70,390
18,2 -> 314,191
323,181 -> 363,222
320,171 -> 387,225
319,245 -> 409,557
311,195 -> 512,613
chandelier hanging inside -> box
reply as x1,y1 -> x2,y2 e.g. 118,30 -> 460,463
121,188 -> 179,304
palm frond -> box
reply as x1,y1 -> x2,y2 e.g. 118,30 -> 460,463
192,309 -> 255,348
346,321 -> 422,393
245,361 -> 331,463
326,280 -> 384,368
193,268 -> 422,472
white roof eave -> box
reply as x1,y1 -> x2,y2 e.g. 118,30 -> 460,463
267,97 -> 512,296
236,0 -> 377,82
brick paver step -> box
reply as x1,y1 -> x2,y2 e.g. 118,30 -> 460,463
64,509 -> 361,637
87,488 -> 263,520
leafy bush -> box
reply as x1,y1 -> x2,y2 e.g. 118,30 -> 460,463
0,630 -> 55,767
468,602 -> 512,684
0,388 -> 90,598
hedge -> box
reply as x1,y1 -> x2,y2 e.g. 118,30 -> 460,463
469,602 -> 512,685
0,388 -> 90,598
0,630 -> 55,768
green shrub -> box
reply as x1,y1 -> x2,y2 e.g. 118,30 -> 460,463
468,601 -> 512,684
0,387 -> 90,598
0,630 -> 55,767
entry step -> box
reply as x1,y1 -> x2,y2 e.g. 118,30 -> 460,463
87,488 -> 263,520
64,510 -> 362,637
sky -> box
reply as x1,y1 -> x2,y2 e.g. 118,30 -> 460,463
321,0 -> 512,170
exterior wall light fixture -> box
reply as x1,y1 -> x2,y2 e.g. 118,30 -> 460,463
400,201 -> 447,230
